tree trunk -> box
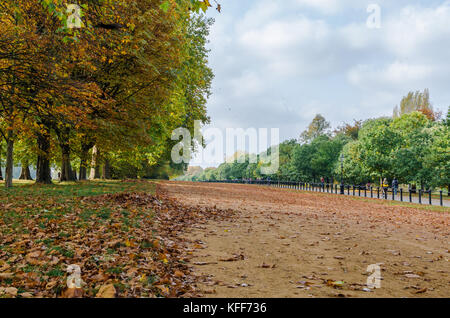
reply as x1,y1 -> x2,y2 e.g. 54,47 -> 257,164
102,157 -> 111,180
19,160 -> 33,180
36,132 -> 52,184
79,165 -> 87,181
79,142 -> 93,181
72,168 -> 77,181
0,150 -> 3,181
89,145 -> 101,179
5,133 -> 14,188
60,144 -> 76,182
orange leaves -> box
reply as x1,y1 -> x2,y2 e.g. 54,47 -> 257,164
63,287 -> 84,298
174,270 -> 185,278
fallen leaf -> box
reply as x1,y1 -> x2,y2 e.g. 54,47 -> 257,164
96,284 -> 116,298
0,273 -> 14,280
64,288 -> 84,298
414,288 -> 427,294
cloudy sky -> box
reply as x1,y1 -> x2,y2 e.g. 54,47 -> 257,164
193,0 -> 450,166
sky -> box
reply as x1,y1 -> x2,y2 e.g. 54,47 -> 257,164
192,0 -> 450,167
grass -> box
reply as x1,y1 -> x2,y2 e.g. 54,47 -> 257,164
280,186 -> 450,213
0,179 -> 155,199
0,179 -> 160,298
349,195 -> 450,213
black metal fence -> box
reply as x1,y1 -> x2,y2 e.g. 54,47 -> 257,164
201,180 -> 448,207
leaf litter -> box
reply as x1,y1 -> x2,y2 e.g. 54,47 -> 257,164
0,182 -> 234,298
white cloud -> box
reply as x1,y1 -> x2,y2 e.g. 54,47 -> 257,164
384,2 -> 450,58
293,0 -> 340,14
348,62 -> 434,87
201,0 -> 450,164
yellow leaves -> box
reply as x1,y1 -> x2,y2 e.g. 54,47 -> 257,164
159,253 -> 169,264
155,285 -> 169,296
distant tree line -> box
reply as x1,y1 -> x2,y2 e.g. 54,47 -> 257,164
179,90 -> 450,192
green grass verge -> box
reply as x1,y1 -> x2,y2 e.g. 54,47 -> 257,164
278,187 -> 450,213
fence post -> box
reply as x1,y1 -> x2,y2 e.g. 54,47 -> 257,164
419,190 -> 422,204
392,188 -> 395,201
440,191 -> 443,206
400,188 -> 403,202
429,190 -> 432,205
358,186 -> 361,197
409,189 -> 412,203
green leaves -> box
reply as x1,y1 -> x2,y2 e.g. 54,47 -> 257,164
160,1 -> 171,13
160,0 -> 218,13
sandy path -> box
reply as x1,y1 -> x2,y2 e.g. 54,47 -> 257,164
160,181 -> 449,298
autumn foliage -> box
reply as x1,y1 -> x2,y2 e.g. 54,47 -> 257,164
0,0 -> 214,186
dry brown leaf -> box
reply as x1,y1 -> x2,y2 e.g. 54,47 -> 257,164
96,284 -> 116,298
0,273 -> 14,280
64,288 -> 84,298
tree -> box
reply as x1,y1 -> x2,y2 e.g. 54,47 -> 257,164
0,0 -> 214,186
291,135 -> 349,182
357,118 -> 401,183
334,120 -> 362,140
423,124 -> 450,191
300,114 -> 331,144
393,89 -> 439,121
391,112 -> 433,187
334,141 -> 371,185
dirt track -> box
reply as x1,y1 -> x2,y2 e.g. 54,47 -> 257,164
160,181 -> 449,298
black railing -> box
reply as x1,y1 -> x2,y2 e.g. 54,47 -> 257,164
201,180 -> 447,207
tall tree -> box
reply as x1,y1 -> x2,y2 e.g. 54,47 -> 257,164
300,114 -> 331,144
394,89 -> 439,121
